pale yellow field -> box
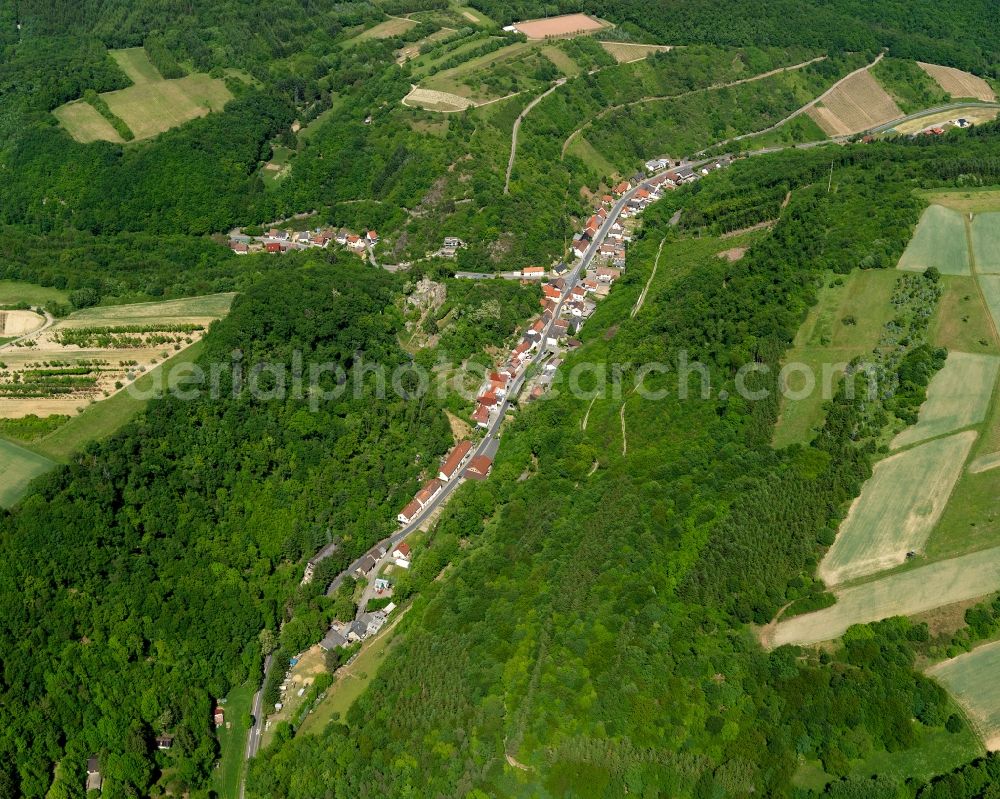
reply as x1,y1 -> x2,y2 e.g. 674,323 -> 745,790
968,452 -> 1000,474
808,70 -> 902,136
0,311 -> 45,337
103,74 -> 233,140
892,353 -> 1000,449
818,431 -> 977,585
598,41 -> 672,63
354,17 -> 416,41
928,641 -> 1000,750
894,106 -> 1000,135
52,101 -> 124,144
512,13 -> 607,39
918,62 -> 996,101
770,544 -> 1000,647
402,86 -> 475,111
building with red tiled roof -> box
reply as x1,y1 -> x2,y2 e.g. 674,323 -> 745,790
464,455 -> 493,480
398,498 -> 422,524
472,404 -> 490,428
438,440 -> 473,481
415,478 -> 443,507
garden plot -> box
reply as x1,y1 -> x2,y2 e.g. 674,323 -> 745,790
818,431 -> 977,586
972,213 -> 1000,274
891,352 -> 1000,449
807,70 -> 902,136
928,641 -> 1000,750
917,62 -> 997,102
770,544 -> 1000,647
897,205 -> 971,275
0,294 -> 233,419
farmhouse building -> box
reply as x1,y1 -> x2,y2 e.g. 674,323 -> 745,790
439,440 -> 473,481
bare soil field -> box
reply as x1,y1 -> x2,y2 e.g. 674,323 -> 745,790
599,41 -> 672,64
818,431 -> 977,586
770,545 -> 1000,647
0,311 -> 45,337
403,86 -> 476,111
927,641 -> 1000,750
52,101 -> 125,144
891,352 -> 1000,449
918,62 -> 996,101
897,204 -> 971,276
511,13 -> 607,39
0,294 -> 233,419
807,70 -> 902,136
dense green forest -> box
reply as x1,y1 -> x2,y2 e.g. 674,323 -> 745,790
0,255 -> 452,797
249,130 -> 1000,798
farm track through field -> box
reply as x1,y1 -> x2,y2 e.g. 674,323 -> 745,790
561,55 -> 829,158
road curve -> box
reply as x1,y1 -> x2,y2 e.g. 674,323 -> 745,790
504,79 -> 566,194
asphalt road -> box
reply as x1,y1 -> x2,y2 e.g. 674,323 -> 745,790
240,651 -> 273,799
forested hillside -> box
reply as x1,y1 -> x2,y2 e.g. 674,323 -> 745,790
250,129 -> 1000,798
0,256 -> 451,797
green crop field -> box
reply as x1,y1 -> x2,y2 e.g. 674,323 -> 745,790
69,293 -> 235,323
0,439 -> 56,507
930,275 -> 999,353
110,47 -> 163,83
928,641 -> 1000,750
972,212 -> 1000,274
770,544 -> 1000,647
898,205 -> 971,275
773,269 -> 898,448
52,101 -> 125,144
891,352 -> 1000,448
819,431 -> 977,585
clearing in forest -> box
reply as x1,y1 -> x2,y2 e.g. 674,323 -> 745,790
110,47 -> 164,84
599,41 -> 672,63
818,431 -> 977,586
891,352 -> 1000,449
807,70 -> 902,136
510,13 -> 608,39
897,205 -> 971,275
52,101 -> 125,144
0,439 -> 56,508
403,86 -> 476,111
0,294 -> 234,420
927,641 -> 1000,750
351,17 -> 417,42
972,213 -> 1000,274
54,48 -> 232,142
770,544 -> 1000,647
917,62 -> 997,102
772,269 -> 898,448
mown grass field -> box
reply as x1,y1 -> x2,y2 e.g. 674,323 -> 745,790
897,204 -> 971,275
972,212 -> 1000,274
110,47 -> 163,83
771,544 -> 1000,647
818,431 -> 977,586
350,17 -> 416,43
921,188 -> 1000,214
0,439 -> 56,507
928,641 -> 1000,750
891,352 -> 1000,448
772,269 -> 898,448
979,275 -> 1000,334
0,280 -> 70,306
211,680 -> 254,799
103,73 -> 232,140
52,101 -> 124,144
929,275 -> 999,353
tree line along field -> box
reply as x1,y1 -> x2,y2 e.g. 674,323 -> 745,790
54,48 -> 233,143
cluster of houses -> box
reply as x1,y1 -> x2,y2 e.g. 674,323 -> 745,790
228,227 -> 378,256
320,601 -> 397,652
397,439 -> 494,523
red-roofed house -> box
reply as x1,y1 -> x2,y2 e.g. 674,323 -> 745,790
266,242 -> 282,254
522,266 -> 544,276
366,230 -> 379,244
398,498 -> 422,524
415,478 -> 443,507
463,455 -> 493,480
230,241 -> 249,254
542,284 -> 561,301
392,541 -> 411,559
478,391 -> 498,407
472,404 -> 490,428
438,440 -> 473,481
613,180 -> 631,196
347,235 -> 364,251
